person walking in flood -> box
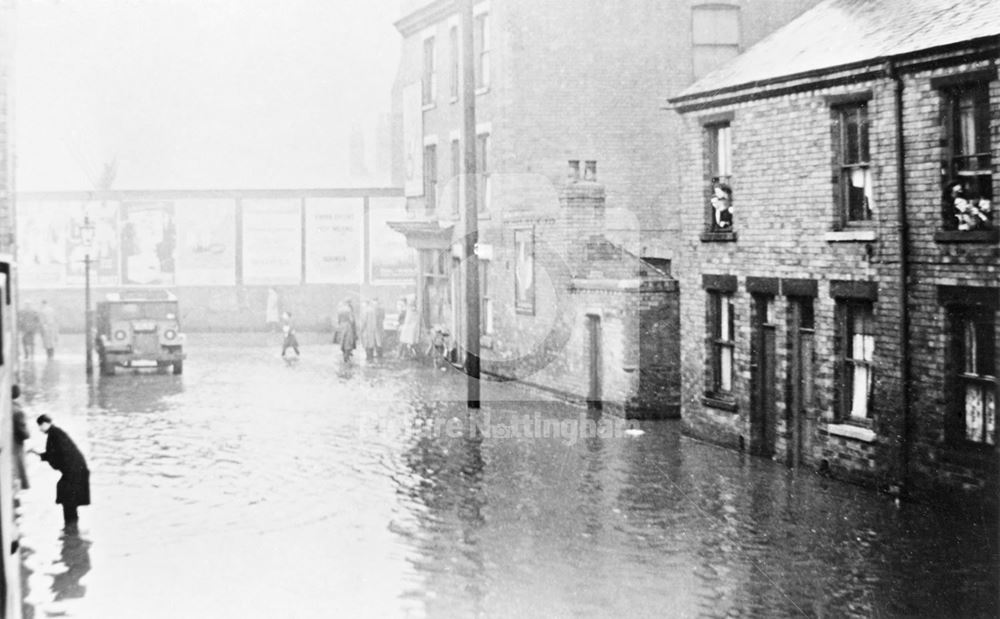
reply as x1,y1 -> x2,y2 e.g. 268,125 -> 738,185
39,300 -> 60,358
338,300 -> 357,363
12,386 -> 29,491
265,288 -> 281,332
398,296 -> 420,359
281,310 -> 300,359
20,302 -> 41,360
30,415 -> 90,530
359,300 -> 382,363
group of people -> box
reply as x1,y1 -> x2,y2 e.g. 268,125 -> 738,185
12,386 -> 91,531
20,299 -> 60,359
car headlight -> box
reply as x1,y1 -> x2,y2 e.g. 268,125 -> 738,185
114,330 -> 128,341
164,329 -> 177,341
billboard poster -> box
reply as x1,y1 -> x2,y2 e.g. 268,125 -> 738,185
402,82 -> 424,197
304,198 -> 362,284
18,202 -> 120,288
368,197 -> 416,283
121,202 -> 176,286
175,200 -> 237,285
242,200 -> 302,285
18,202 -> 71,288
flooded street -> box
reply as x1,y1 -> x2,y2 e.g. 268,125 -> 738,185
13,334 -> 998,619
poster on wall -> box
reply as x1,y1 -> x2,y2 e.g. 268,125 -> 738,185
402,82 -> 424,197
514,228 -> 535,315
18,202 -> 72,288
175,200 -> 237,286
304,198 -> 362,284
242,200 -> 302,285
368,197 -> 416,284
18,202 -> 120,288
121,202 -> 176,286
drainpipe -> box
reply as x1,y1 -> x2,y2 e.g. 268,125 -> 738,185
888,59 -> 911,499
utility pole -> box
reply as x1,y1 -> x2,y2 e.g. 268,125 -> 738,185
460,0 -> 480,408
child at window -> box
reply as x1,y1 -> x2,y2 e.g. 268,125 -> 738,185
711,183 -> 733,229
947,181 -> 992,231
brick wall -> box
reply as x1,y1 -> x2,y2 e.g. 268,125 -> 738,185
0,0 -> 12,254
674,49 -> 998,502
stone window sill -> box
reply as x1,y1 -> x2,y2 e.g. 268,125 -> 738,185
825,423 -> 876,443
934,229 -> 998,244
475,86 -> 490,96
422,102 -> 437,111
938,443 -> 996,467
700,231 -> 737,243
824,230 -> 877,243
702,395 -> 737,412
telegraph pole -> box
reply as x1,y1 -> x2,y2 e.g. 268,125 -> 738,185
460,0 -> 480,408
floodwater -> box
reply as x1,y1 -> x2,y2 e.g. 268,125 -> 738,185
13,334 -> 999,618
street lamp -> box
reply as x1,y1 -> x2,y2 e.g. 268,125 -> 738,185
81,216 -> 96,376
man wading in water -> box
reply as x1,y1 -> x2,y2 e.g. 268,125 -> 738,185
30,415 -> 91,530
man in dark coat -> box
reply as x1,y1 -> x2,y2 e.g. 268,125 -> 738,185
31,415 -> 90,528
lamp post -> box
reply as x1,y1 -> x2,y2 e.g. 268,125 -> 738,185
81,216 -> 96,376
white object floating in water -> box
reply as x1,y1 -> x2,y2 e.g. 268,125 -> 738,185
624,428 -> 644,437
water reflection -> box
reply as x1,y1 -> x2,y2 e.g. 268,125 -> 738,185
12,336 -> 999,618
52,532 -> 91,601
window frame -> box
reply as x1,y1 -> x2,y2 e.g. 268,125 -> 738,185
474,11 -> 491,90
708,290 -> 736,396
705,121 -> 733,232
448,25 -> 459,101
836,299 -> 875,423
939,79 -> 993,231
423,143 -> 438,213
480,259 -> 494,336
945,302 -> 997,448
476,131 -> 491,212
422,35 -> 437,106
831,100 -> 873,227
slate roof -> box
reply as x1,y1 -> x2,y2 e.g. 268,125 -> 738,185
674,0 -> 1000,101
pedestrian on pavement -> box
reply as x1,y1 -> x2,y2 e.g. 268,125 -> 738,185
281,310 -> 300,358
398,296 -> 420,359
265,288 -> 281,332
30,415 -> 90,530
39,300 -> 60,358
339,300 -> 357,363
12,385 -> 29,491
373,298 -> 386,359
359,300 -> 382,363
20,303 -> 41,360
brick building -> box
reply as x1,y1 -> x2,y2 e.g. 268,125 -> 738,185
669,0 -> 999,502
389,0 -> 820,415
0,0 -> 12,255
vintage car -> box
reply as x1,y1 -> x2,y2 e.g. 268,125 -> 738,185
95,290 -> 186,375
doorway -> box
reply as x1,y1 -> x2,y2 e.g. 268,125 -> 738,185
787,297 -> 815,467
750,295 -> 776,457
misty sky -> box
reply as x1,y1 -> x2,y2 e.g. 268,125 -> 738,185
14,0 -> 401,191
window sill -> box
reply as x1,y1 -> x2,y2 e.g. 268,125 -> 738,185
702,395 -> 738,412
700,231 -> 737,243
938,443 -> 997,467
449,96 -> 459,105
475,86 -> 490,96
824,230 -> 877,243
825,423 -> 876,443
934,229 -> 998,244
422,102 -> 437,111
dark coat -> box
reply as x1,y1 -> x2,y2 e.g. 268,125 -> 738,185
41,426 -> 91,507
